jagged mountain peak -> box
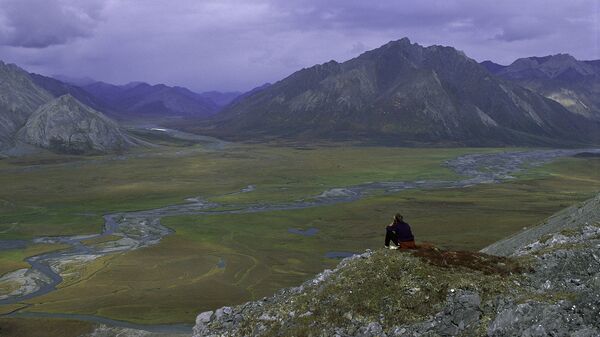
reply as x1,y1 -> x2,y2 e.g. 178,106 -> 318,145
382,37 -> 413,48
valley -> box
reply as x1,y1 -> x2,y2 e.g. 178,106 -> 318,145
0,138 -> 599,335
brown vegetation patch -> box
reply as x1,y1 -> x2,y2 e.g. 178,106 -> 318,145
412,246 -> 526,276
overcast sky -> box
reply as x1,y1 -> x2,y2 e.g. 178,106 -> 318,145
0,0 -> 598,92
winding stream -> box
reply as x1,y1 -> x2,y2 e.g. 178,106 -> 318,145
1,147 -> 598,332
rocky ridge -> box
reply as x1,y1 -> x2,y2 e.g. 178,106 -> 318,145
192,193 -> 600,336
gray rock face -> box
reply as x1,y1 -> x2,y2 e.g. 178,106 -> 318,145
487,229 -> 600,337
17,94 -> 136,154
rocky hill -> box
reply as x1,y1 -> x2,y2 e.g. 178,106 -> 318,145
205,38 -> 600,146
482,55 -> 600,121
17,94 -> 137,154
192,193 -> 600,337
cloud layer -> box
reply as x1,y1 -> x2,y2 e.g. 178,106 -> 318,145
0,0 -> 105,48
0,0 -> 597,91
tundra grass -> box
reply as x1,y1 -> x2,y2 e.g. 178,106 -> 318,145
0,317 -> 94,337
18,157 -> 600,324
0,145 -> 494,239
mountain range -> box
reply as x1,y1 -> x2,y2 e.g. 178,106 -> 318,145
2,37 -> 600,153
202,38 -> 599,146
481,54 -> 600,121
80,81 -> 239,120
31,76 -> 241,122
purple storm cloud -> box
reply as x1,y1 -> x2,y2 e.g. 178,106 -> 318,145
0,0 -> 597,92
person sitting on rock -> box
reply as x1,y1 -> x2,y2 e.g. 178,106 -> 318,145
385,213 -> 416,250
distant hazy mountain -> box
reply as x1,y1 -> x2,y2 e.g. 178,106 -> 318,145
208,38 -> 599,146
0,61 -> 138,155
82,81 -> 225,119
17,95 -> 136,154
482,54 -> 600,120
198,91 -> 242,108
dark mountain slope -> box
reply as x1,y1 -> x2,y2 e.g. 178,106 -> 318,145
208,38 -> 598,146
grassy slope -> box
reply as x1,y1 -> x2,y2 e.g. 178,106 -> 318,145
17,157 -> 600,324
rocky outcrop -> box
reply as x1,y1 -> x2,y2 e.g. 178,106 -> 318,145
486,223 -> 600,336
193,193 -> 600,336
16,94 -> 137,154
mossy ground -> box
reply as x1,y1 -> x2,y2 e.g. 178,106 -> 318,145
233,248 -> 525,336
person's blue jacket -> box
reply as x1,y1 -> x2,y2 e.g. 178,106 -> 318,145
387,220 -> 414,242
